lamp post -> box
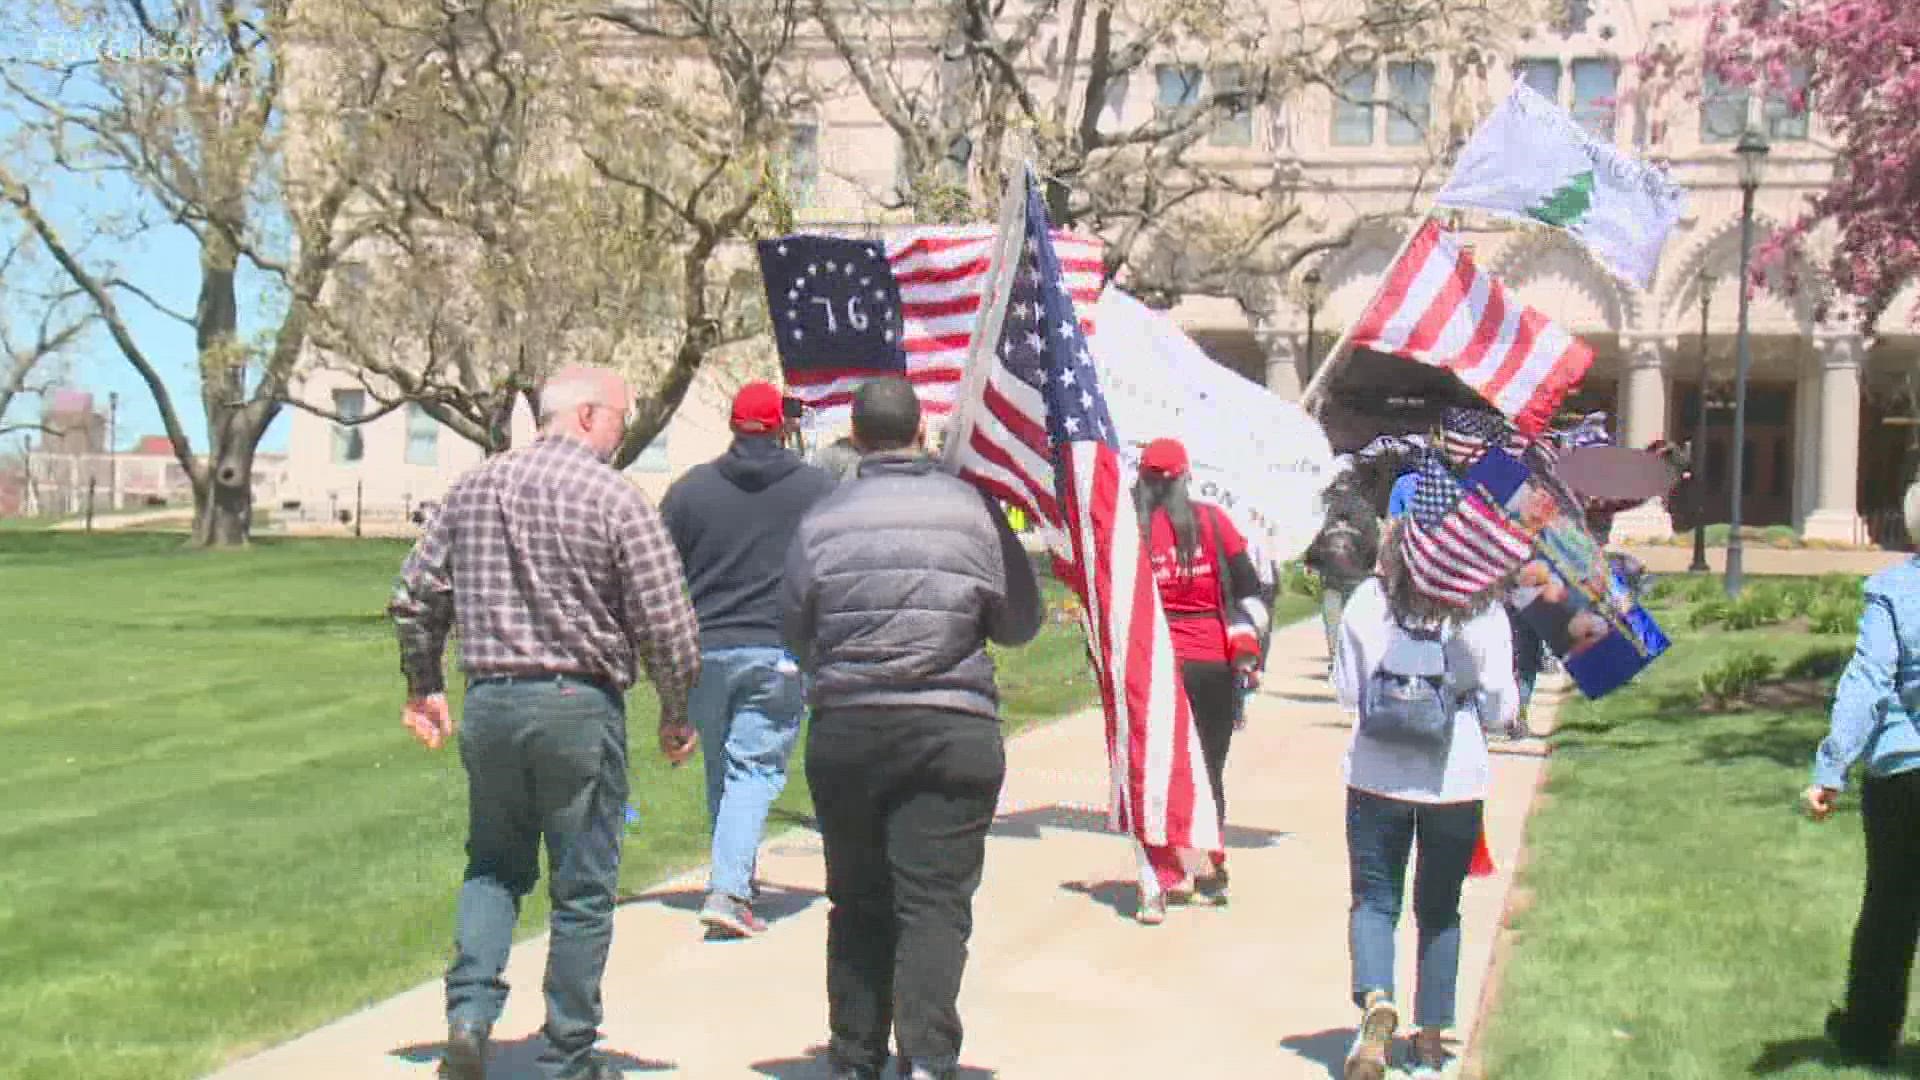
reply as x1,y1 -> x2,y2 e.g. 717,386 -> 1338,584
1689,274 -> 1716,573
1302,265 -> 1327,377
1725,127 -> 1770,597
107,391 -> 118,512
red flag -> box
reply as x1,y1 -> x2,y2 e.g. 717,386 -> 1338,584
1469,829 -> 1496,878
1351,221 -> 1594,436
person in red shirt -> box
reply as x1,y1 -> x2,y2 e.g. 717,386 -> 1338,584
1133,437 -> 1268,924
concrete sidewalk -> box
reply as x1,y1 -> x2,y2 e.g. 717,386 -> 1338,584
207,620 -> 1559,1079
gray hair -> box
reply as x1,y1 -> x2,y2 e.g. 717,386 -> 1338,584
1906,481 -> 1920,546
538,367 -> 609,426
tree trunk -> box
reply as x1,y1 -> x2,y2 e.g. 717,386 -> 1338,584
188,245 -> 264,547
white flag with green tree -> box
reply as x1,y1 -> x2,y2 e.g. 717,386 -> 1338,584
1435,82 -> 1686,289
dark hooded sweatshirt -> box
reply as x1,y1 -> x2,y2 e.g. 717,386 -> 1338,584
659,436 -> 836,652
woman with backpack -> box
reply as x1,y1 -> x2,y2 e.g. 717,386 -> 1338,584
1132,437 -> 1268,925
1330,480 -> 1521,1079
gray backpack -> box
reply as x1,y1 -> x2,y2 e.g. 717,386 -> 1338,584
1359,615 -> 1463,747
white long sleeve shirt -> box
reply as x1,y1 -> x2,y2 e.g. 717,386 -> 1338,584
1331,578 -> 1519,804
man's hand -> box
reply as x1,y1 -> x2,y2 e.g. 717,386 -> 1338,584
659,723 -> 699,766
1804,785 -> 1839,822
403,694 -> 455,750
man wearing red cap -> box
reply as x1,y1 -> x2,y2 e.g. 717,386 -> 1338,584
660,380 -> 835,937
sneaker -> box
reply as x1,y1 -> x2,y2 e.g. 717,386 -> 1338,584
1343,992 -> 1398,1080
1135,890 -> 1167,925
698,891 -> 766,938
1194,867 -> 1230,907
437,1020 -> 488,1080
1825,1008 -> 1897,1069
1165,876 -> 1195,905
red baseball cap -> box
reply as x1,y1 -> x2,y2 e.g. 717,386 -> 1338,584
1140,437 -> 1190,478
731,381 -> 785,434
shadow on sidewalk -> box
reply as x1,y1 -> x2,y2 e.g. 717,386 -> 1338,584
615,882 -> 825,932
990,804 -> 1291,850
750,1044 -> 997,1078
390,1037 -> 673,1076
1276,1027 -> 1355,1078
1058,879 -> 1142,921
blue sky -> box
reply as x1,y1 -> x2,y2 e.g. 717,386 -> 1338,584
2,17 -> 290,455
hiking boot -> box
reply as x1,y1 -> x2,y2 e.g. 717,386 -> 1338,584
1343,992 -> 1398,1080
437,1020 -> 489,1080
699,891 -> 766,938
1825,1008 -> 1897,1070
1406,1028 -> 1450,1078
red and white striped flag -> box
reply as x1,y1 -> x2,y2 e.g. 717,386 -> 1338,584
757,229 -> 1103,422
944,170 -> 1220,856
1353,221 -> 1594,437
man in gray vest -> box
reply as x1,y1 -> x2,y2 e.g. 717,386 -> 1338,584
781,377 -> 1042,1080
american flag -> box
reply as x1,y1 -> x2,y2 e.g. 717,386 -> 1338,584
947,171 -> 1220,855
1401,452 -> 1534,607
755,229 -> 1104,422
1438,406 -> 1514,468
1353,221 -> 1594,436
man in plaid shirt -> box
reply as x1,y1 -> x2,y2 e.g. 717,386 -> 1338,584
388,364 -> 702,1080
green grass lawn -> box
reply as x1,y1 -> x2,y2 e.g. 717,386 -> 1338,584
0,533 -> 1100,1080
1478,582 -> 1911,1079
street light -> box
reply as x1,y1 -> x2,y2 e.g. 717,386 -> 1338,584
1725,127 -> 1770,597
1689,274 -> 1716,573
1302,265 -> 1328,377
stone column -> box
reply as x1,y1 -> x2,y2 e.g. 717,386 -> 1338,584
1256,325 -> 1306,401
1794,355 -> 1820,525
1801,326 -> 1868,544
1611,334 -> 1675,541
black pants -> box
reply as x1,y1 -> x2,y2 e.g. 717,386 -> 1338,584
1183,661 -> 1238,832
1841,769 -> 1920,1049
807,707 -> 1007,1077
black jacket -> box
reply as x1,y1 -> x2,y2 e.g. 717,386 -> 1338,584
660,436 -> 835,652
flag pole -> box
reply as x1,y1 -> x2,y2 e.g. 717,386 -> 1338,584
1297,210 -> 1433,417
939,161 -> 1032,474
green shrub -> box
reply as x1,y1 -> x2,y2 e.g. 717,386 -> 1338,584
1816,572 -> 1864,601
1682,574 -> 1726,605
1689,599 -> 1731,629
1279,560 -> 1324,600
1782,645 -> 1852,682
1720,590 -> 1787,630
1762,524 -> 1799,548
1809,596 -> 1866,635
1700,649 -> 1778,706
1764,581 -> 1818,619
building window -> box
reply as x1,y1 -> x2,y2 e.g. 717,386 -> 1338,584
1154,64 -> 1202,121
331,389 -> 365,464
783,122 -> 819,209
1385,61 -> 1433,146
405,403 -> 438,467
1209,65 -> 1254,146
1331,63 -> 1375,146
1764,62 -> 1811,140
1515,58 -> 1562,102
626,429 -> 671,474
1570,58 -> 1618,139
1700,71 -> 1750,143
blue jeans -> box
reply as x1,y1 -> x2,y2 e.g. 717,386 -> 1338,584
1510,605 -> 1546,710
1346,786 -> 1483,1029
448,676 -> 627,1079
1321,582 -> 1355,663
691,646 -> 806,901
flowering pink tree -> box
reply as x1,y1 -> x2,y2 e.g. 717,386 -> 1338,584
1702,0 -> 1920,328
